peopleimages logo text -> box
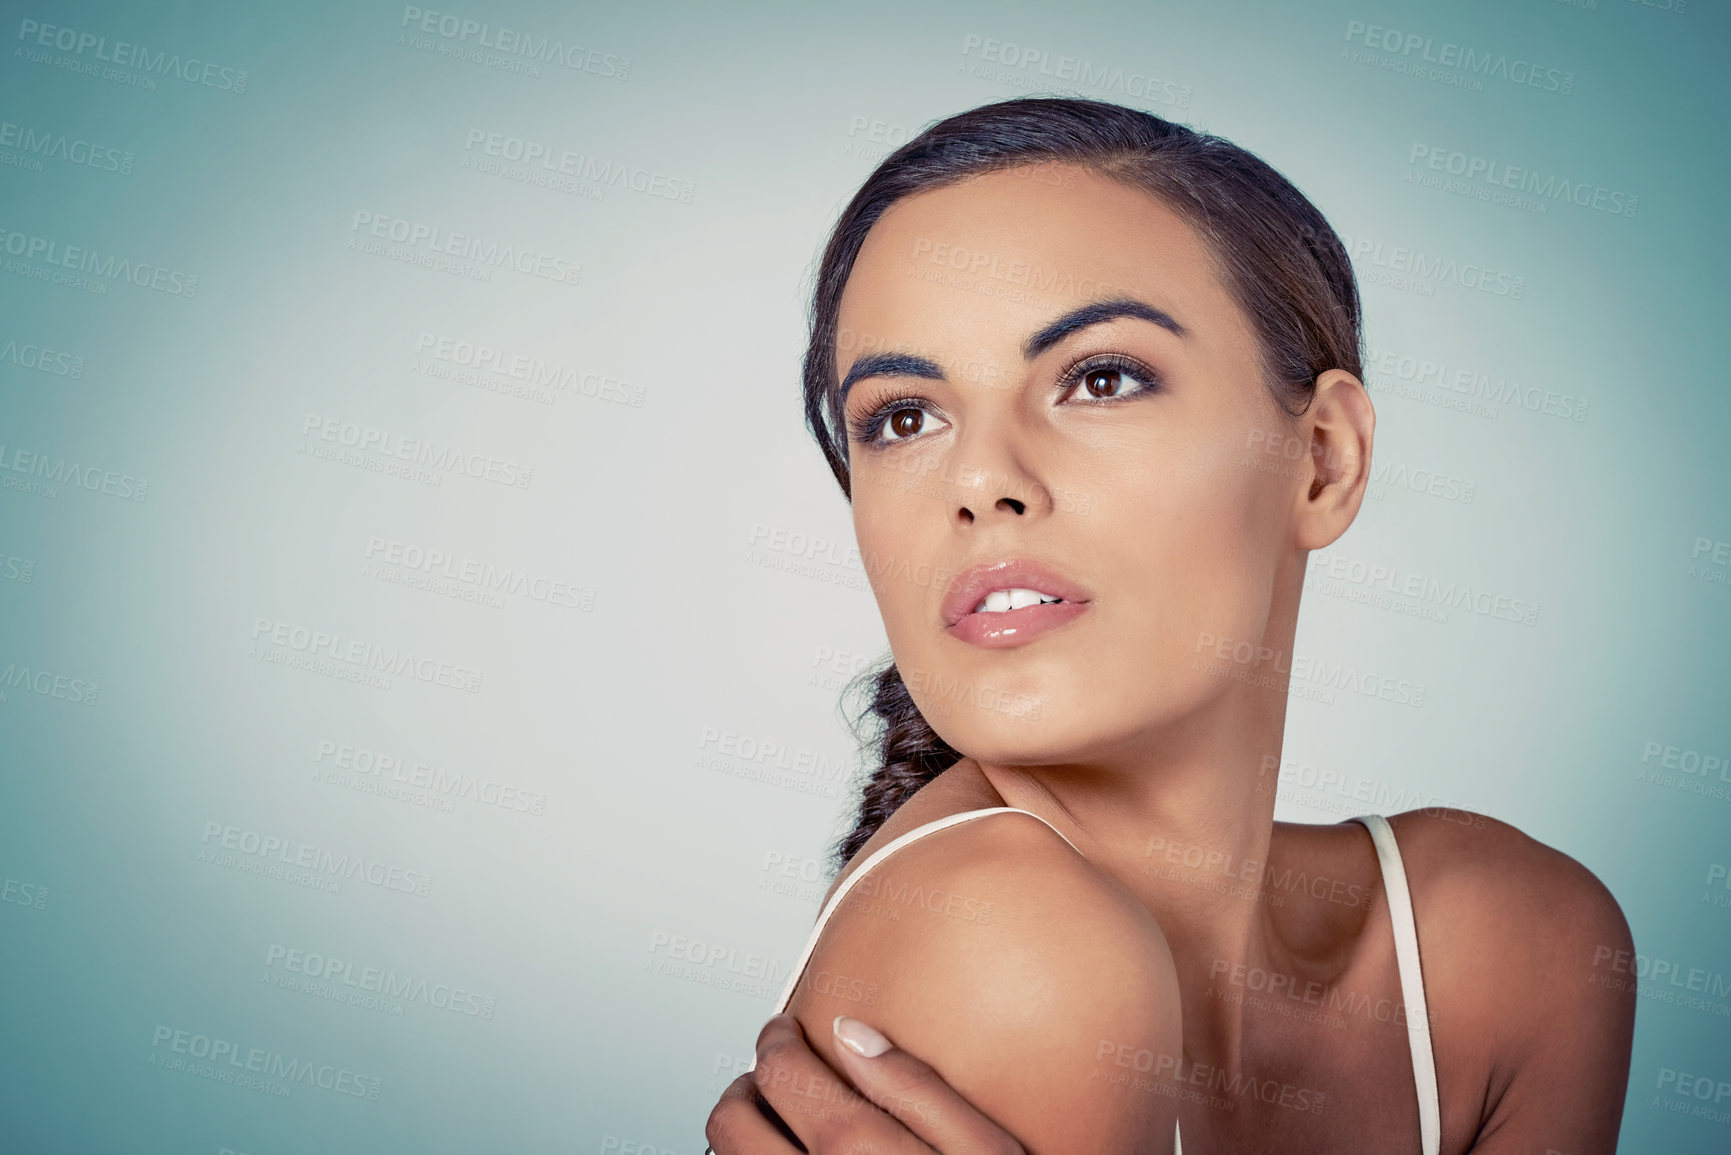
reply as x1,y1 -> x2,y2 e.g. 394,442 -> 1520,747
0,443 -> 148,501
201,821 -> 433,896
1338,233 -> 1524,299
1408,144 -> 1637,218
150,1025 -> 380,1098
349,211 -> 581,286
958,34 -> 1192,109
265,944 -> 498,1018
0,120 -> 133,173
0,661 -> 98,706
1343,20 -> 1574,94
0,227 -> 197,296
249,617 -> 484,694
399,7 -> 629,78
16,19 -> 249,91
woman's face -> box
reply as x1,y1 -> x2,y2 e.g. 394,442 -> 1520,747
836,164 -> 1317,765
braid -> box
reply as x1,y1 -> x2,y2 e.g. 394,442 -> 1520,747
830,661 -> 960,872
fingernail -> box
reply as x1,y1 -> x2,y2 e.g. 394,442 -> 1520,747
833,1015 -> 892,1058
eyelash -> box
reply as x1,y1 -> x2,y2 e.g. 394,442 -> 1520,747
845,352 -> 1163,448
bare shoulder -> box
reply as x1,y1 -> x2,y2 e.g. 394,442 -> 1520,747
787,809 -> 1181,1153
1385,809 -> 1635,1154
1385,807 -> 1633,980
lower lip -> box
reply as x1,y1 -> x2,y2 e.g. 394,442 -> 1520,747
945,601 -> 1090,649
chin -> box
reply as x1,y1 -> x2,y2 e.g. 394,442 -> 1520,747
917,672 -> 1222,769
920,699 -> 1130,768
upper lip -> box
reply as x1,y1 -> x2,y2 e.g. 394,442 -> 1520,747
940,559 -> 1093,627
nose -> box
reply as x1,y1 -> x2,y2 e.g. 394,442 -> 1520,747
950,454 -> 1048,525
942,391 -> 1053,526
957,493 -> 1025,524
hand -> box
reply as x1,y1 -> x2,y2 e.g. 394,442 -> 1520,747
705,1012 -> 1027,1154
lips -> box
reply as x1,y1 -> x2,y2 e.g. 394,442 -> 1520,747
940,559 -> 1092,629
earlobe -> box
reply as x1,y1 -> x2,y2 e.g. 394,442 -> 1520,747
1293,369 -> 1375,550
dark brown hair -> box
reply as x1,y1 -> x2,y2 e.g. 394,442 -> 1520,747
808,97 -> 1362,873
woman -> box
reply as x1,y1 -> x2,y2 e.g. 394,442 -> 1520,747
706,97 -> 1634,1154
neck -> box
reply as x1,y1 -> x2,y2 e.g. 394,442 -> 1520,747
972,562 -> 1305,1077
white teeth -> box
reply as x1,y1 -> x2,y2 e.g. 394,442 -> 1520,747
972,587 -> 1065,614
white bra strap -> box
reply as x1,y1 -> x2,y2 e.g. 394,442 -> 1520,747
768,807 -> 1078,1017
1352,815 -> 1441,1155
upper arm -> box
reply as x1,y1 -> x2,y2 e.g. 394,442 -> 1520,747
785,811 -> 1182,1154
1393,811 -> 1636,1155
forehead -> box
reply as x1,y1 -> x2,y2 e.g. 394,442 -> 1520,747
837,164 -> 1239,369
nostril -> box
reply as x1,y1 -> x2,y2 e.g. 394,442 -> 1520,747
998,497 -> 1026,515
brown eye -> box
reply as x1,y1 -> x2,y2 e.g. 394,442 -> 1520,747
850,399 -> 947,447
887,408 -> 925,439
1065,358 -> 1157,405
1083,368 -> 1122,398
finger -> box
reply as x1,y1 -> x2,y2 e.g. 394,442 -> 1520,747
830,1015 -> 1026,1155
706,1071 -> 804,1154
752,1013 -> 937,1153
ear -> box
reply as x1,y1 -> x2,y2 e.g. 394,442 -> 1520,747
1292,369 -> 1375,551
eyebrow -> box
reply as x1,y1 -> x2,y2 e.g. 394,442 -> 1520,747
1022,297 -> 1187,360
837,296 -> 1186,402
838,351 -> 946,402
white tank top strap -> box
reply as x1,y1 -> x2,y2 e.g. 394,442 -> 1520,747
763,810 -> 1432,1155
1351,814 -> 1442,1155
771,806 -> 1076,1014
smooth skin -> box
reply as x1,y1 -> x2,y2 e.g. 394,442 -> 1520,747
706,165 -> 1635,1154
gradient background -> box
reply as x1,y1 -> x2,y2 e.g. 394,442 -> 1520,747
2,1 -> 1727,1152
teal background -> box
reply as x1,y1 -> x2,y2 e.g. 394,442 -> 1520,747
1,0 -> 1727,1151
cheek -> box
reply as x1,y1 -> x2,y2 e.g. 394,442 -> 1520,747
853,489 -> 944,633
1087,430 -> 1286,637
